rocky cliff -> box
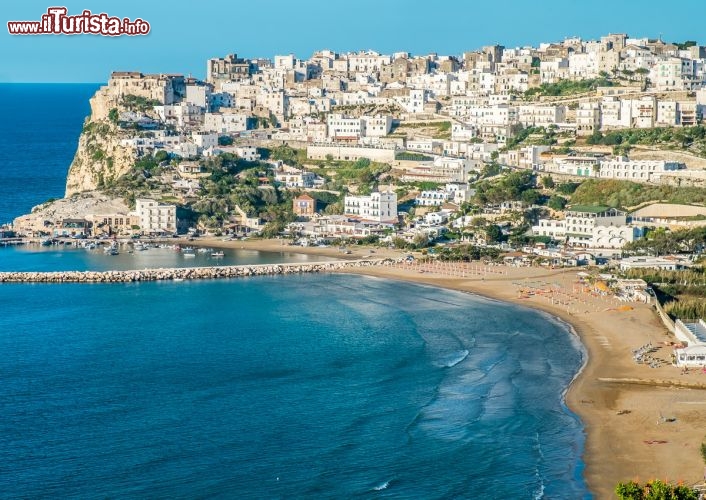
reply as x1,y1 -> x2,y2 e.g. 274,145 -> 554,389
64,86 -> 137,196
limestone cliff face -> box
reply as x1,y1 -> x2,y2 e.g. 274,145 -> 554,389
64,87 -> 137,196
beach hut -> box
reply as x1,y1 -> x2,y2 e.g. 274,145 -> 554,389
673,345 -> 706,367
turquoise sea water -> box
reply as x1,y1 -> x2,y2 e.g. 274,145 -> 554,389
0,244 -> 334,272
0,84 -> 591,498
0,275 -> 589,499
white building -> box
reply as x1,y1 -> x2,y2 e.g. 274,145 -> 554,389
415,190 -> 450,206
362,115 -> 393,137
591,224 -> 643,249
203,112 -> 251,134
344,190 -> 398,223
597,157 -> 685,183
400,157 -> 476,183
275,167 -> 317,188
518,105 -> 567,127
564,206 -> 634,248
235,146 -> 259,162
674,345 -> 706,368
191,132 -> 218,150
451,122 -> 478,141
134,198 -> 177,234
532,219 -> 567,240
185,84 -> 212,109
576,102 -> 601,135
327,114 -> 364,140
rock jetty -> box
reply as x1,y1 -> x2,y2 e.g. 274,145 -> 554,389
0,258 -> 399,284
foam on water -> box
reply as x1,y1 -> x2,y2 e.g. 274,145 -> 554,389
0,237 -> 591,497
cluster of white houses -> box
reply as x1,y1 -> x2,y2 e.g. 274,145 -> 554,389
101,31 -> 706,171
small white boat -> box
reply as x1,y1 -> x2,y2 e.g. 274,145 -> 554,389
182,247 -> 196,258
104,242 -> 119,255
211,251 -> 224,258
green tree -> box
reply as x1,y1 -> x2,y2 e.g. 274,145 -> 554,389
391,236 -> 408,249
485,224 -> 503,243
615,479 -> 698,500
520,189 -> 541,205
154,150 -> 169,163
108,108 -> 119,124
541,175 -> 555,189
556,182 -> 580,195
354,157 -> 371,169
547,195 -> 567,211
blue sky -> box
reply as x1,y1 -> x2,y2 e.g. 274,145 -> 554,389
3,0 -> 705,82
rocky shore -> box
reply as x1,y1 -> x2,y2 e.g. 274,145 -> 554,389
0,258 -> 398,283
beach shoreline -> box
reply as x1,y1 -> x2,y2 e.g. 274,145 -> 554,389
330,260 -> 706,499
13,236 -> 706,497
165,237 -> 706,497
195,239 -> 706,498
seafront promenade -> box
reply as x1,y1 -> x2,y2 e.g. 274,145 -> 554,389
0,258 -> 397,283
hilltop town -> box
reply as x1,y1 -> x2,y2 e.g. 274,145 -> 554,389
9,34 -> 706,279
5,32 -> 706,495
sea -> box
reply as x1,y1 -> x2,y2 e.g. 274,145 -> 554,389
0,84 -> 591,499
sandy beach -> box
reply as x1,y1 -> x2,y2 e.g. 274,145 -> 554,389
195,238 -> 706,498
339,261 -> 706,499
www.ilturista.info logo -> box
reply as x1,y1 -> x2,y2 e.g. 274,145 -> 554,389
7,7 -> 150,36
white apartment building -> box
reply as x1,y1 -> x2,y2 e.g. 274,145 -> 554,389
275,168 -> 317,188
445,182 -> 474,204
344,191 -> 398,223
396,89 -> 427,114
552,156 -> 601,177
532,219 -> 566,240
591,225 -> 643,249
191,132 -> 218,150
564,206 -> 631,248
505,145 -> 550,169
576,102 -> 601,135
597,157 -> 685,183
185,84 -> 212,110
203,112 -> 250,134
235,146 -> 259,162
401,157 -> 475,183
134,198 -> 177,235
406,139 -> 441,154
518,105 -> 567,127
451,122 -> 478,141
362,115 -> 393,137
327,114 -> 364,140
415,190 -> 450,206
154,102 -> 204,129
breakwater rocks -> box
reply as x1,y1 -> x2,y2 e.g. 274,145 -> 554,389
0,259 -> 399,284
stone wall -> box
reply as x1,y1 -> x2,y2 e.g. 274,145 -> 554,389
0,259 -> 398,284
